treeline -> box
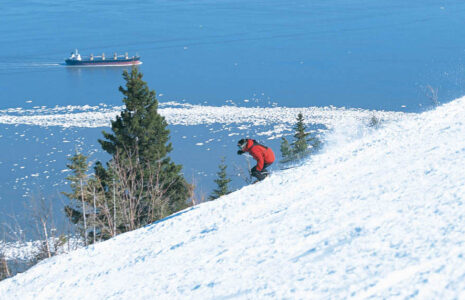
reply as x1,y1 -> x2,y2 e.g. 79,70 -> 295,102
63,68 -> 191,245
1,68 -> 191,280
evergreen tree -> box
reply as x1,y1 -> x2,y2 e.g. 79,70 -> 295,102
63,68 -> 190,242
280,112 -> 321,162
280,137 -> 292,162
368,114 -> 380,128
99,68 -> 172,165
292,113 -> 310,158
97,67 -> 190,223
62,152 -> 91,241
209,157 -> 232,200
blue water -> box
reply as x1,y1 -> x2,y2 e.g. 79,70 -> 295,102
1,0 -> 465,229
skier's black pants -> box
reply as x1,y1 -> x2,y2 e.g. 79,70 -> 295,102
251,163 -> 271,181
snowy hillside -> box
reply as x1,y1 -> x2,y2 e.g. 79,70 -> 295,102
2,98 -> 465,299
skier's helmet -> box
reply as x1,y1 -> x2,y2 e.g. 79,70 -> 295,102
237,139 -> 247,149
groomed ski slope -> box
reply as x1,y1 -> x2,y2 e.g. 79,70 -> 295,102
2,98 -> 465,299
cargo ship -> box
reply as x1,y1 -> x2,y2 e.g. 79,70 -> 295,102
65,49 -> 142,66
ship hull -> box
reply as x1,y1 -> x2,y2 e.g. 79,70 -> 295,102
65,58 -> 142,66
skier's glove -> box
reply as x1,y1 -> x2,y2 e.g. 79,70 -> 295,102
237,150 -> 245,155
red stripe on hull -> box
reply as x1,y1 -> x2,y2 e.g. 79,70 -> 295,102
69,61 -> 142,66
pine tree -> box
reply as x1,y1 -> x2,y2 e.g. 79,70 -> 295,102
368,114 -> 380,128
63,152 -> 88,201
97,67 -> 190,224
62,152 -> 91,240
64,68 -> 191,242
99,68 -> 172,165
209,157 -> 232,200
292,113 -> 310,158
280,137 -> 292,162
280,112 -> 321,162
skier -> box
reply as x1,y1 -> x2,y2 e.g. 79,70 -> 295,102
237,138 -> 275,181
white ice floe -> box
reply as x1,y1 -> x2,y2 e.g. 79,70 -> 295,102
1,97 -> 464,299
0,238 -> 82,261
0,102 -> 408,129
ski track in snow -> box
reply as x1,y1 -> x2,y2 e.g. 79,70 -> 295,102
2,98 -> 465,298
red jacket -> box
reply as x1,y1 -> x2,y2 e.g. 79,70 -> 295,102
243,139 -> 275,171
